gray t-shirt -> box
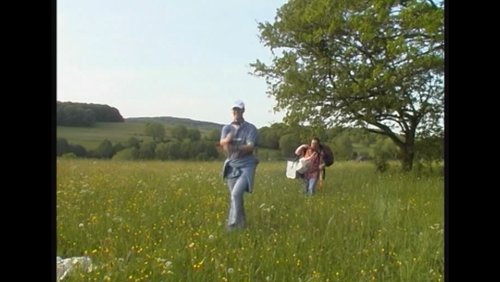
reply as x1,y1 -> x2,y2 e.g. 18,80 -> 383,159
220,121 -> 258,160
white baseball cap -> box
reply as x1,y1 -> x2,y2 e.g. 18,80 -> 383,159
232,100 -> 245,110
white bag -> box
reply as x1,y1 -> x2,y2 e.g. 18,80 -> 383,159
286,158 -> 310,179
296,157 -> 310,174
286,160 -> 299,179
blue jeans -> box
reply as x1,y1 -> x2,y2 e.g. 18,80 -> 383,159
227,177 -> 247,228
304,178 -> 317,195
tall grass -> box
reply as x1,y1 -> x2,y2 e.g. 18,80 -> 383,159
57,160 -> 444,281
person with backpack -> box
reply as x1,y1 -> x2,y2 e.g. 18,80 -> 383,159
318,143 -> 334,190
294,137 -> 325,195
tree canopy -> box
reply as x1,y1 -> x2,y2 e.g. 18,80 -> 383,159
252,0 -> 444,170
57,101 -> 124,126
144,122 -> 166,142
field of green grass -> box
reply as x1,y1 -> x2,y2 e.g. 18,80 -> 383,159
57,122 -> 154,150
57,120 -> 221,151
57,160 -> 444,281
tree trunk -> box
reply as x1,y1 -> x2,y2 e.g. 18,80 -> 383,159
398,141 -> 415,172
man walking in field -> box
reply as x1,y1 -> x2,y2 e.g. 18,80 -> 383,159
220,100 -> 259,231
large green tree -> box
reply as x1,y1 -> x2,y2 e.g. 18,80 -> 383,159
145,122 -> 166,142
171,125 -> 188,141
252,0 -> 444,171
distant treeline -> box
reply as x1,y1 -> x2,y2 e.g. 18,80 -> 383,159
57,134 -> 220,161
57,121 -> 444,172
57,101 -> 124,126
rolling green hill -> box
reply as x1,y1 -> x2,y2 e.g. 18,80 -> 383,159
57,117 -> 223,150
126,116 -> 223,132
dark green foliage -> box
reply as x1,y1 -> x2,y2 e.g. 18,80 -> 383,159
279,133 -> 302,158
112,143 -> 126,154
57,104 -> 96,126
95,139 -> 114,159
180,140 -> 193,159
415,134 -> 443,162
187,128 -> 201,141
206,129 -> 220,141
374,157 -> 389,173
414,134 -> 443,171
57,138 -> 88,158
154,143 -> 170,160
127,137 -> 141,149
57,138 -> 70,156
171,125 -> 188,141
332,135 -> 354,161
258,127 -> 280,149
58,117 -> 440,163
60,152 -> 77,159
164,141 -> 182,160
144,122 -> 166,142
185,140 -> 219,160
68,144 -> 87,157
373,148 -> 390,173
373,138 -> 396,173
251,0 -> 444,171
57,101 -> 124,126
138,141 -> 156,159
112,148 -> 138,161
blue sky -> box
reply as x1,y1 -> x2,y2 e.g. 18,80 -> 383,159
58,0 -> 288,128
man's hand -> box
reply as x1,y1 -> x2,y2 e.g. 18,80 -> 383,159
219,132 -> 234,153
237,143 -> 255,157
220,132 -> 233,145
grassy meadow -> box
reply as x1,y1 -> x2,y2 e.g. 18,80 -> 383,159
57,123 -> 153,150
57,159 -> 444,281
57,120 -> 221,151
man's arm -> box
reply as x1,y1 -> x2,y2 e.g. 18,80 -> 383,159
295,144 -> 308,156
237,125 -> 257,156
219,125 -> 234,154
237,143 -> 255,156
